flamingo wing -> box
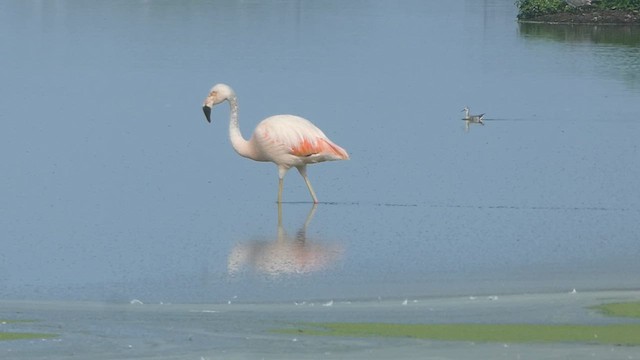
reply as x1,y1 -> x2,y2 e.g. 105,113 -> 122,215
253,115 -> 349,163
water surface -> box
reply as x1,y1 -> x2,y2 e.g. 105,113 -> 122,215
1,0 -> 639,305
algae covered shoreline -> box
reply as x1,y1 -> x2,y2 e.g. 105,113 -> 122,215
0,320 -> 57,341
1,291 -> 640,359
517,0 -> 640,24
276,301 -> 640,346
278,323 -> 640,346
520,9 -> 640,24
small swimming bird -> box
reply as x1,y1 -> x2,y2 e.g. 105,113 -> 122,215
202,83 -> 349,203
461,106 -> 485,131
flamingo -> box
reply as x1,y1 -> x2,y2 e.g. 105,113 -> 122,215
202,83 -> 349,203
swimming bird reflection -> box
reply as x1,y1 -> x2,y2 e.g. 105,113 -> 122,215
227,204 -> 343,276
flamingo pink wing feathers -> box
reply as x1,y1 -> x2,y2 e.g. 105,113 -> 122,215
254,115 -> 349,163
290,136 -> 349,160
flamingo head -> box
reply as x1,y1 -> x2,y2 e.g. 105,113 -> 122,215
202,83 -> 235,123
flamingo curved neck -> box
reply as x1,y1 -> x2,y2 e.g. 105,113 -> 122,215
227,96 -> 256,160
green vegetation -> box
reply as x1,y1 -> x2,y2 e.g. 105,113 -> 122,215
0,332 -> 57,341
516,0 -> 570,19
0,320 -> 57,341
516,0 -> 640,19
591,301 -> 640,318
276,300 -> 640,346
277,323 -> 640,345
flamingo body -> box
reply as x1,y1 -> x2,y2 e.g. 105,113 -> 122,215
250,115 -> 348,166
202,83 -> 348,203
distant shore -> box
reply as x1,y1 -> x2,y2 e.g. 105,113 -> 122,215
519,9 -> 640,24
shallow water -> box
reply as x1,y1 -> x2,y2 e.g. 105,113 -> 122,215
1,0 -> 639,308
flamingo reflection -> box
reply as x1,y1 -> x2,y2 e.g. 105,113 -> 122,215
228,204 -> 343,276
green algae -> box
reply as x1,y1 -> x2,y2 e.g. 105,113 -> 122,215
277,323 -> 640,345
0,320 -> 57,341
275,300 -> 640,346
591,301 -> 640,318
0,332 -> 57,341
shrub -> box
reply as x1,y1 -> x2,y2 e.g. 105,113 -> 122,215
516,0 -> 570,19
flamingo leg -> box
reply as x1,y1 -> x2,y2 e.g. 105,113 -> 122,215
278,178 -> 284,203
277,166 -> 288,204
304,177 -> 319,204
297,166 -> 318,204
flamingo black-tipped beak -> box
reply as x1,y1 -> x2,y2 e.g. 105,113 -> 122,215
203,105 -> 212,123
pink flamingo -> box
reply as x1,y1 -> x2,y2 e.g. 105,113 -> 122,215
202,83 -> 349,203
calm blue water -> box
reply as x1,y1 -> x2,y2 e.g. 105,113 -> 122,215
1,0 -> 639,304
